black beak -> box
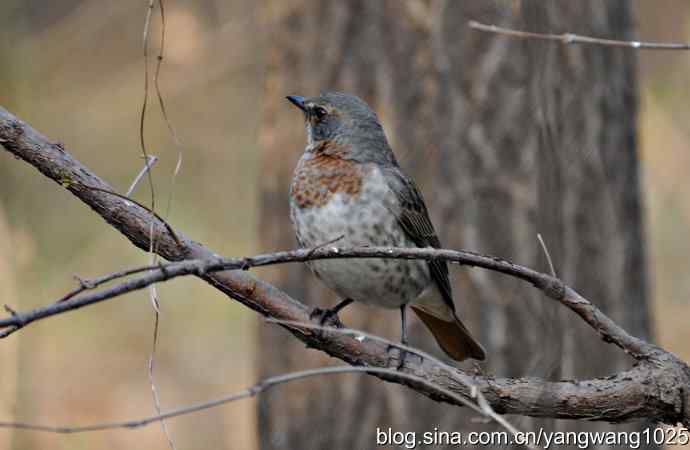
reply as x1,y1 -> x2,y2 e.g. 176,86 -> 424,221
286,95 -> 307,112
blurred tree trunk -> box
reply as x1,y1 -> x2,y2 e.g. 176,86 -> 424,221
258,1 -> 653,448
0,209 -> 18,450
0,6 -> 19,448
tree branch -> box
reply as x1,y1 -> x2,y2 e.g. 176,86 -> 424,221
0,366 -> 470,433
0,245 -> 659,361
468,21 -> 690,50
1,105 -> 689,425
0,364 -> 532,448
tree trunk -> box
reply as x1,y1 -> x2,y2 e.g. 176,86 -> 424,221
258,1 -> 653,448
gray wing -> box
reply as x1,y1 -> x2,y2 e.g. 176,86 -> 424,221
382,166 -> 456,313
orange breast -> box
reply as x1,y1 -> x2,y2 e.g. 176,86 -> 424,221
291,150 -> 366,208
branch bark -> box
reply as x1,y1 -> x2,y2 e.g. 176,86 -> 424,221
1,105 -> 689,425
0,245 -> 659,361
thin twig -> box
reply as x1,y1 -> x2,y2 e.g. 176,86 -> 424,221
468,20 -> 690,50
126,155 -> 159,197
305,234 -> 345,260
0,245 -> 654,359
266,318 -> 440,364
537,233 -> 557,277
153,0 -> 185,230
141,2 -> 173,448
69,182 -> 182,247
140,0 -> 157,213
57,265 -> 154,303
0,364 -> 532,449
148,304 -> 175,449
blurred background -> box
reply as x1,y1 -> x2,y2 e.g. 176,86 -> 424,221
0,1 -> 688,449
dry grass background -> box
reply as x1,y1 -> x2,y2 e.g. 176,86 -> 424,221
0,1 -> 688,449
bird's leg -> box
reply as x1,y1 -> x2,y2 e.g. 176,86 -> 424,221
309,298 -> 354,327
398,304 -> 409,369
387,304 -> 409,370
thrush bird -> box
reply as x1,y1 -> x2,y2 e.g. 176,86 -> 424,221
287,92 -> 485,362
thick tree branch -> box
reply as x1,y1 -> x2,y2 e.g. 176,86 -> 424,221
1,105 -> 689,425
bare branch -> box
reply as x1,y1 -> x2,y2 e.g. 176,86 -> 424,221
0,243 -> 657,360
468,21 -> 690,50
57,264 -> 155,303
264,318 -> 526,439
1,365 -> 538,449
1,105 -> 689,425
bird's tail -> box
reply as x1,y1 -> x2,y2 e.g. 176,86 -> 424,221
410,287 -> 486,361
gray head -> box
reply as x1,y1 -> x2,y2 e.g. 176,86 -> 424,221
286,92 -> 398,166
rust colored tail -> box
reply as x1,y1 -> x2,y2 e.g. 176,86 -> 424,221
411,306 -> 486,361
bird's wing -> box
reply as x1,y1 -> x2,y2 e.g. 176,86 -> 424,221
382,166 -> 456,313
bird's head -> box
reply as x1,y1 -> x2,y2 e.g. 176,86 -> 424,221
286,92 -> 396,165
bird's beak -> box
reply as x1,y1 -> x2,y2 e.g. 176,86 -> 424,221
286,95 -> 307,112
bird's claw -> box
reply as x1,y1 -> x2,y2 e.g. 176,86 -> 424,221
309,307 -> 343,329
386,343 -> 410,370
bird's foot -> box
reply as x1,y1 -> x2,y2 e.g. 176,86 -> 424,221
309,307 -> 344,329
386,344 -> 410,370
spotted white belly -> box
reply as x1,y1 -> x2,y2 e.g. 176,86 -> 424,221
290,167 -> 430,308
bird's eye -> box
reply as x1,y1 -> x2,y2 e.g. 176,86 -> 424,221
313,106 -> 328,120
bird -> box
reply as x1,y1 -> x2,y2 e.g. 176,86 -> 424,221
286,92 -> 486,363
